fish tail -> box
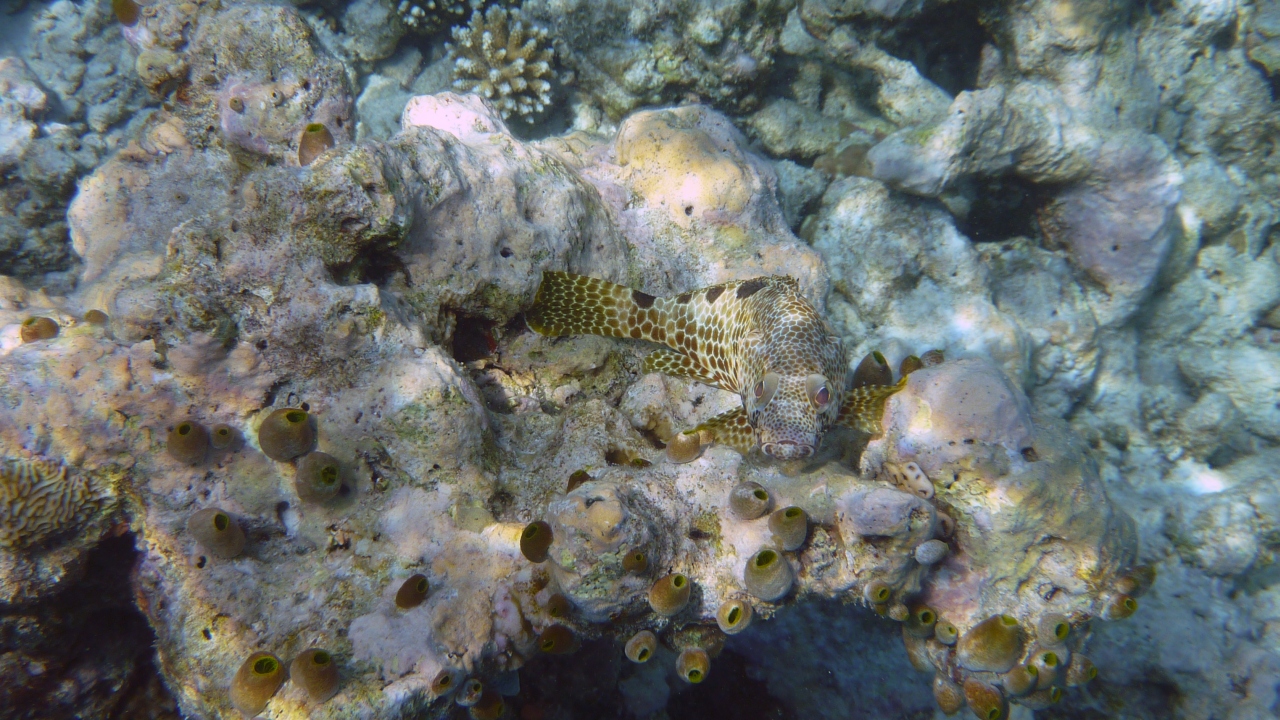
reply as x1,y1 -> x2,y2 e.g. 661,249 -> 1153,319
527,271 -> 659,339
838,376 -> 908,435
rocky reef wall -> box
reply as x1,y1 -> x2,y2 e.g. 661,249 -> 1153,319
0,0 -> 1278,718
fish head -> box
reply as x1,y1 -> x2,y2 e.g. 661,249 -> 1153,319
746,372 -> 838,460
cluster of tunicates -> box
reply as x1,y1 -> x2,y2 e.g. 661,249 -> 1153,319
173,406 -> 352,709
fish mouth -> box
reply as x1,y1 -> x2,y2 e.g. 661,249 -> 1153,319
760,441 -> 814,460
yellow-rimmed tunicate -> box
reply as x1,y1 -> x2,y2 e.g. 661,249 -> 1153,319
431,668 -> 461,695
676,648 -> 710,684
899,354 -> 924,376
1115,564 -> 1157,597
290,648 -> 340,703
1019,686 -> 1062,710
230,652 -> 286,716
863,579 -> 891,605
520,520 -> 553,563
962,678 -> 1007,720
648,573 -> 691,616
716,599 -> 753,635
258,408 -> 315,462
744,549 -> 793,602
625,630 -> 657,663
935,619 -> 959,645
1100,592 -> 1138,620
295,451 -> 341,502
904,604 -> 937,638
852,350 -> 893,388
933,674 -> 965,714
1030,649 -> 1062,687
768,506 -> 808,551
20,316 -> 59,343
546,593 -> 571,619
456,678 -> 483,707
1037,613 -> 1071,646
1000,663 -> 1038,697
395,574 -> 430,609
914,539 -> 948,565
298,123 -> 336,167
1065,654 -> 1098,687
112,0 -> 141,25
84,309 -> 109,325
921,349 -> 945,367
622,548 -> 648,573
468,688 -> 505,720
167,420 -> 210,465
901,628 -> 930,672
188,508 -> 246,558
957,614 -> 1026,673
666,430 -> 704,463
729,481 -> 771,520
210,423 -> 236,450
538,624 -> 578,654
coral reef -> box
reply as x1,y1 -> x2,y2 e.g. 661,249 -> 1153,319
448,6 -> 555,119
0,0 -> 1278,713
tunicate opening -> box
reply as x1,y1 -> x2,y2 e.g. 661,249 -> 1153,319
1054,622 -> 1069,639
285,411 -> 306,424
753,489 -> 768,501
415,578 -> 428,594
1026,664 -> 1038,676
312,651 -> 331,665
319,466 -> 339,485
672,575 -> 687,588
999,615 -> 1017,626
919,610 -> 935,624
687,669 -> 702,682
523,525 -> 541,540
213,513 -> 229,531
755,550 -> 777,567
253,657 -> 278,675
637,648 -> 650,661
784,507 -> 801,518
177,423 -> 192,435
305,123 -> 325,133
727,607 -> 741,625
1042,652 -> 1059,667
215,427 -> 231,438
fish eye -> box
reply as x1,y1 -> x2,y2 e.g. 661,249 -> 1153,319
754,372 -> 780,407
806,374 -> 831,407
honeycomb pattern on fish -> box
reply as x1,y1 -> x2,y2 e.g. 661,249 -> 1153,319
528,272 -> 906,460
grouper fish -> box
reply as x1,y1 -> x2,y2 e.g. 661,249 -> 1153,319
526,271 -> 906,461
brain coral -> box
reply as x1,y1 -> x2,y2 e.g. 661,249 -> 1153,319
0,457 -> 104,549
448,7 -> 554,119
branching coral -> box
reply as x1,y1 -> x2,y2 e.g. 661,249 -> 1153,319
448,7 -> 554,119
0,457 -> 104,549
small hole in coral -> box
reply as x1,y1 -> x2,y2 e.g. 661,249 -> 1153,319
301,402 -> 311,411
1021,447 -> 1039,462
302,80 -> 312,91
202,628 -> 212,639
196,556 -> 207,569
500,247 -> 513,258
451,314 -> 497,362
684,205 -> 693,216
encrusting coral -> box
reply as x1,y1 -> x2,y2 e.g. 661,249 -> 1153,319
447,6 -> 554,119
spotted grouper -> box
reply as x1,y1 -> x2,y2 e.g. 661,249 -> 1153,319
527,271 -> 908,462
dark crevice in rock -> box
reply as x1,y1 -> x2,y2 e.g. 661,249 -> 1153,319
879,2 -> 994,97
0,533 -> 180,720
451,313 -> 497,363
954,174 -> 1060,243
